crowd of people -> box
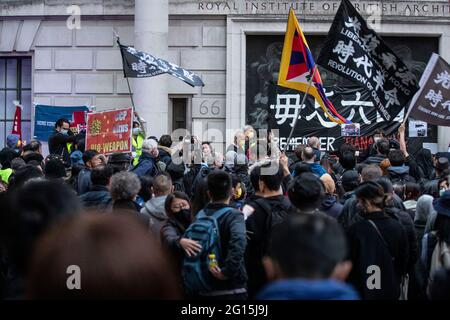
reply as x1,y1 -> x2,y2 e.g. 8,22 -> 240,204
0,117 -> 449,300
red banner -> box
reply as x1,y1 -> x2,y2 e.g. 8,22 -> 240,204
86,108 -> 133,154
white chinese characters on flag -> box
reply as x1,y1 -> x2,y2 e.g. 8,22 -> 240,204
406,53 -> 450,126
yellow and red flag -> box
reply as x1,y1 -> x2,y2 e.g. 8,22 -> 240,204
278,9 -> 349,124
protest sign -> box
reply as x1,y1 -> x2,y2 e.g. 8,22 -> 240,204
85,108 -> 133,154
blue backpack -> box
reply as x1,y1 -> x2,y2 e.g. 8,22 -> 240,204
181,207 -> 231,295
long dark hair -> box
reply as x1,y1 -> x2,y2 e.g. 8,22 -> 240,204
164,191 -> 191,220
416,149 -> 435,180
434,214 -> 450,245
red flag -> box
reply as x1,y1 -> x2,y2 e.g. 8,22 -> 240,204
11,103 -> 22,145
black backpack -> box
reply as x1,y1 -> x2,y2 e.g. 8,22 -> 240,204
250,198 -> 290,254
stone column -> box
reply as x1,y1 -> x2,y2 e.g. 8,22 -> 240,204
134,0 -> 169,138
437,34 -> 450,152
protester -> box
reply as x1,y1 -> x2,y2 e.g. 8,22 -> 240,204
365,139 -> 389,166
79,165 -> 114,211
108,152 -> 132,173
27,214 -> 181,299
346,181 -> 409,300
48,118 -> 81,166
308,137 -> 322,162
141,173 -> 173,238
158,134 -> 173,165
161,192 -> 198,268
131,118 -> 146,166
258,215 -> 358,300
77,150 -> 104,195
302,146 -> 326,177
109,171 -> 143,215
245,162 -> 292,297
421,190 -> 450,297
288,173 -> 325,215
136,175 -> 153,207
186,170 -> 247,300
320,173 -> 343,219
44,157 -> 67,180
131,138 -> 159,177
339,170 -> 360,204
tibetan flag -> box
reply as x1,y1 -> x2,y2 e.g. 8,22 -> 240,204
278,9 -> 349,124
11,103 -> 22,147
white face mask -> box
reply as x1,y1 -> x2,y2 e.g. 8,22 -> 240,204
132,128 -> 140,136
374,136 -> 381,143
60,129 -> 69,135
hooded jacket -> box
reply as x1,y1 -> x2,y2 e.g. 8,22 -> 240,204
79,185 -> 112,210
307,162 -> 327,177
387,165 -> 416,183
347,211 -> 409,300
131,151 -> 157,177
141,195 -> 168,238
320,195 -> 343,219
158,146 -> 172,165
257,279 -> 359,300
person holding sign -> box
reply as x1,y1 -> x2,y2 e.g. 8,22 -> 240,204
48,118 -> 83,167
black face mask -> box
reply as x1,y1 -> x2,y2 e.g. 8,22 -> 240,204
176,209 -> 192,225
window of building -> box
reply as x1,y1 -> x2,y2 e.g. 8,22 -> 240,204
0,57 -> 32,148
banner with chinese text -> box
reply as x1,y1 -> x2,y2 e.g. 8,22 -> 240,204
86,108 -> 133,154
317,0 -> 419,121
407,53 -> 450,126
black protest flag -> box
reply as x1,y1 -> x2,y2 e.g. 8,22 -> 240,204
406,53 -> 450,126
118,41 -> 204,87
317,0 -> 419,122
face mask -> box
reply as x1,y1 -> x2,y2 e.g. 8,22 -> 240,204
132,128 -> 141,136
374,136 -> 381,143
440,188 -> 446,197
177,209 -> 192,225
60,129 -> 69,135
234,186 -> 243,199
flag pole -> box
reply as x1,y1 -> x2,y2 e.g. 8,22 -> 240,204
283,66 -> 317,152
114,31 -> 136,113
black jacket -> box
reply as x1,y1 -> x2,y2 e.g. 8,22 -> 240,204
161,217 -> 189,260
387,166 -> 416,184
385,206 -> 418,272
158,146 -> 172,165
338,193 -> 406,230
79,185 -> 112,211
320,194 -> 343,219
364,154 -> 386,166
202,202 -> 247,293
48,130 -> 78,165
245,195 -> 291,297
77,168 -> 91,195
347,211 -> 409,300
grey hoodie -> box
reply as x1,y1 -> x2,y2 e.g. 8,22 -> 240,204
141,195 -> 168,238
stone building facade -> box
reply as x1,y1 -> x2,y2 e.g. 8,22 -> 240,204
0,0 -> 449,153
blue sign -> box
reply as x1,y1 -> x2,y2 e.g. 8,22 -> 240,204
34,105 -> 89,141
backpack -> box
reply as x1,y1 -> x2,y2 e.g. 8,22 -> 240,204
250,198 -> 289,255
427,236 -> 450,295
181,207 -> 232,295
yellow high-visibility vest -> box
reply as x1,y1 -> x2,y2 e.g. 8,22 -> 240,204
132,134 -> 144,166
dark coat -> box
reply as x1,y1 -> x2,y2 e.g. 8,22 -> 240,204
131,151 -> 157,177
338,193 -> 406,230
347,211 -> 409,300
245,195 -> 292,297
320,195 -> 344,219
202,202 -> 247,293
77,168 -> 91,195
79,185 -> 112,211
48,130 -> 78,165
364,154 -> 386,166
160,216 -> 191,267
158,146 -> 172,165
387,165 -> 416,184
